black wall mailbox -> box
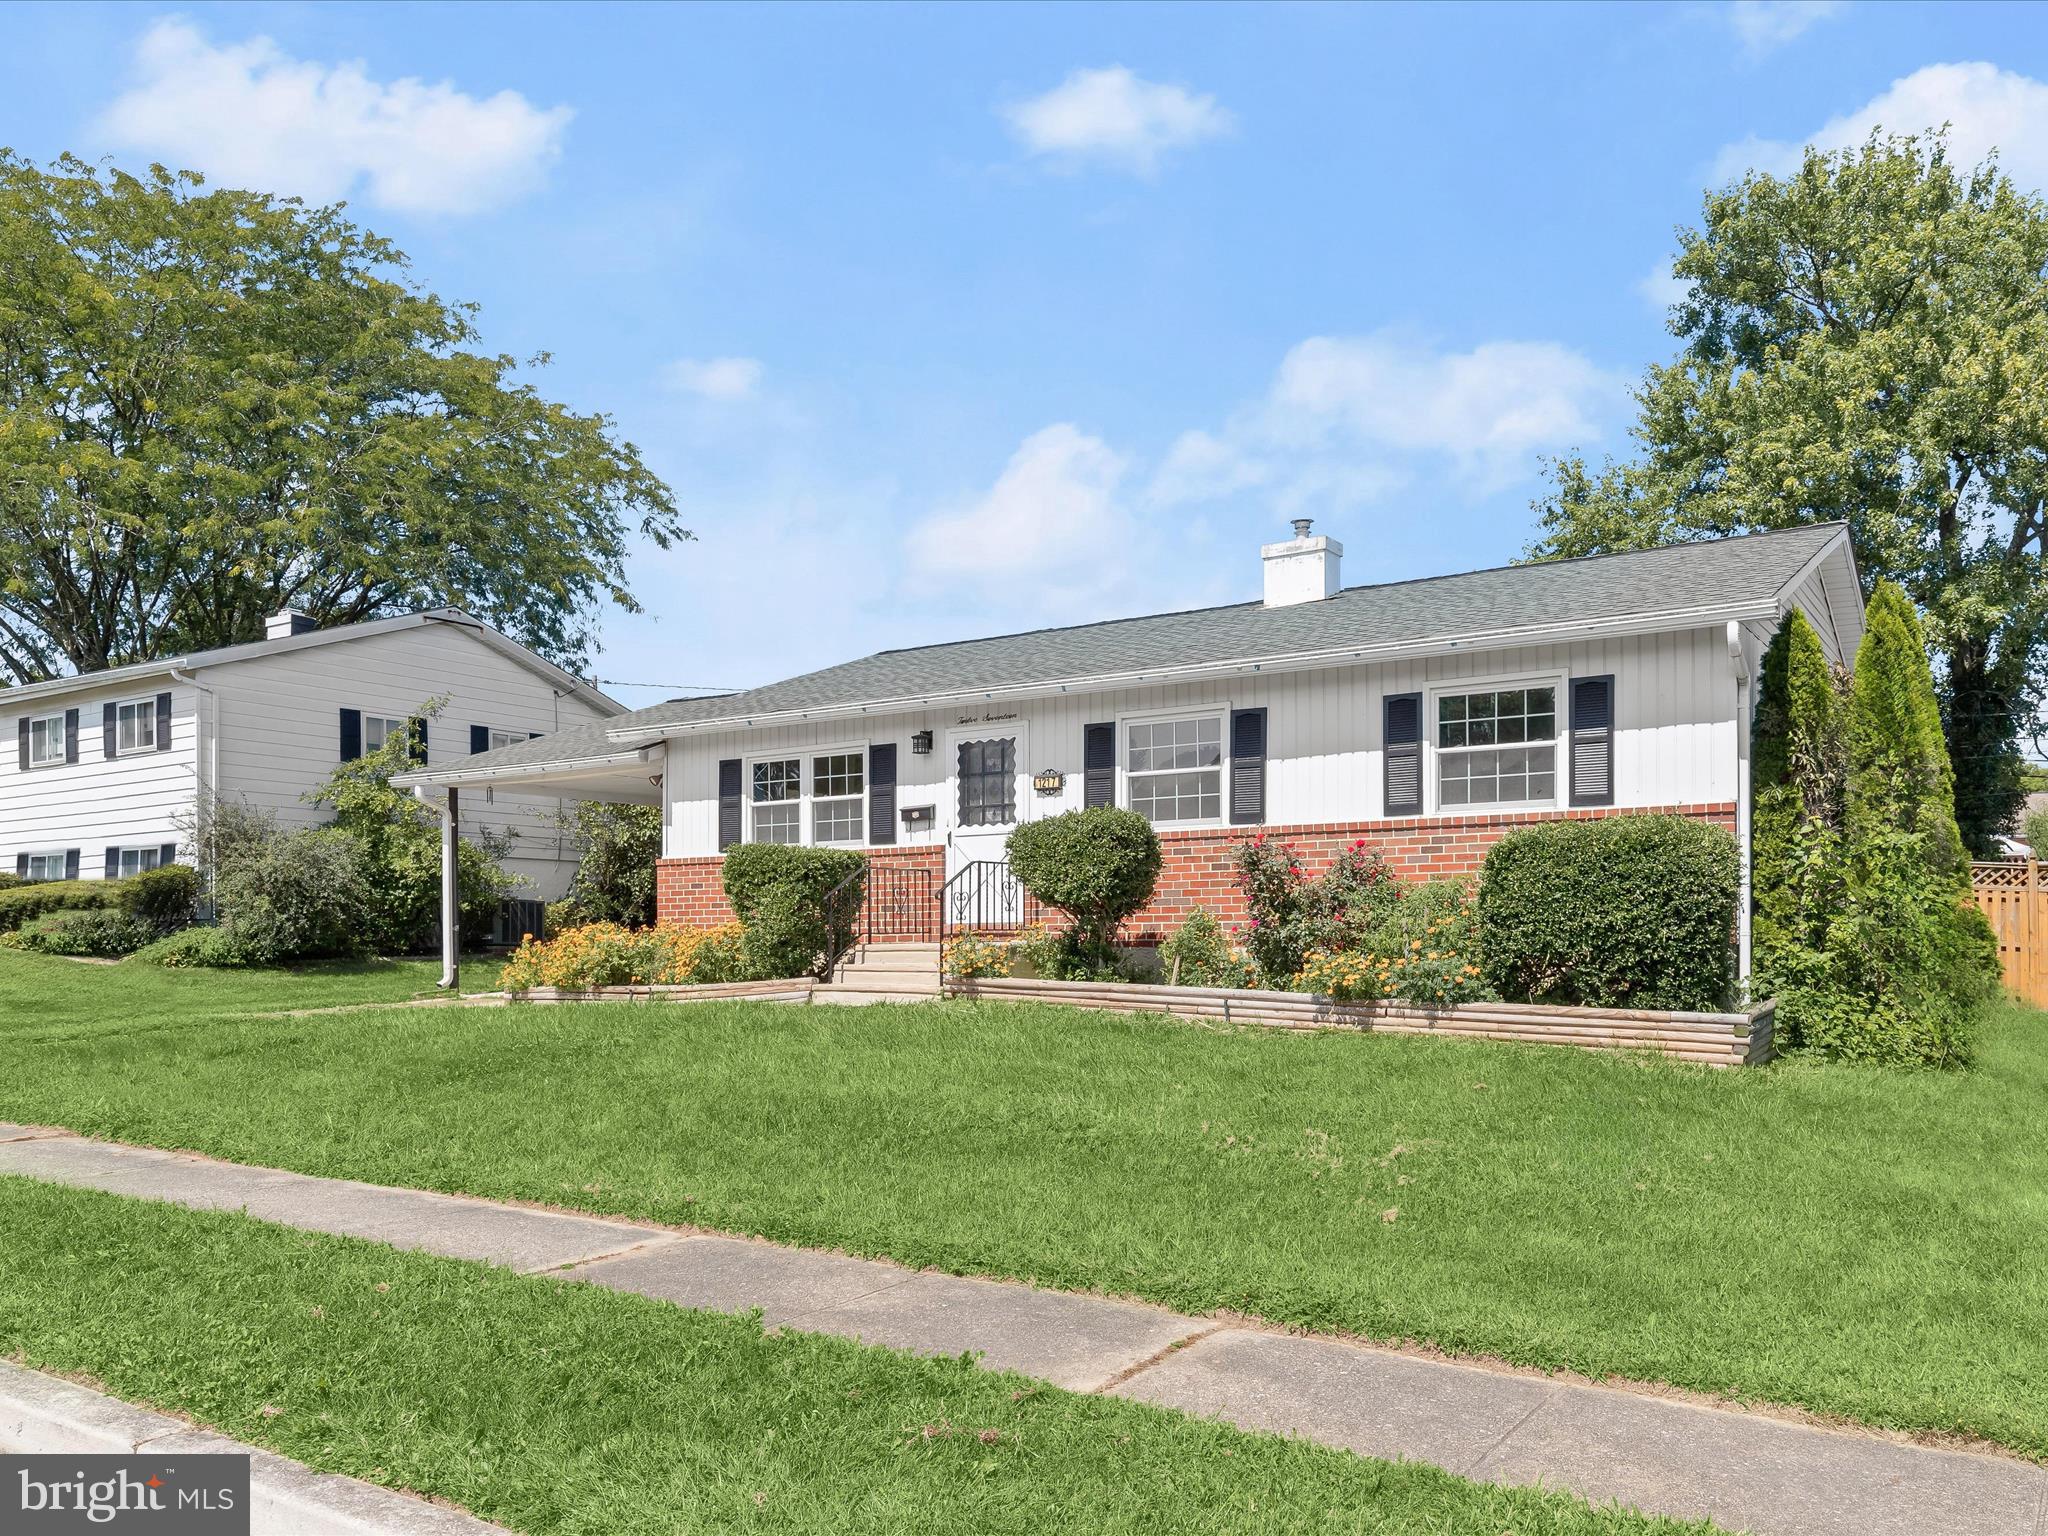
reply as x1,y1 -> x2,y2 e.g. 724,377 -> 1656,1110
900,804 -> 935,827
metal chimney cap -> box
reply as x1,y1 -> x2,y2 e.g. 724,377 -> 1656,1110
1290,518 -> 1314,539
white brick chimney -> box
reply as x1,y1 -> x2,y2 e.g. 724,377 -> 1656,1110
1261,519 -> 1343,606
265,609 -> 316,640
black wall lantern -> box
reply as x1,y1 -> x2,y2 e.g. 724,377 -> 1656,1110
910,730 -> 934,755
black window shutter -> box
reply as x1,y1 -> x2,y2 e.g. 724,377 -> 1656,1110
104,846 -> 119,880
63,708 -> 79,765
869,743 -> 898,846
718,758 -> 743,850
1569,675 -> 1616,807
158,842 -> 177,866
1084,723 -> 1116,808
1229,707 -> 1268,825
13,854 -> 25,878
155,691 -> 171,752
470,724 -> 491,755
16,718 -> 26,773
63,849 -> 79,881
408,716 -> 428,766
1383,692 -> 1424,817
104,701 -> 118,759
339,709 -> 362,762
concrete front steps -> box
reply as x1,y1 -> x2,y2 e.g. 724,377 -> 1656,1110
814,941 -> 942,1005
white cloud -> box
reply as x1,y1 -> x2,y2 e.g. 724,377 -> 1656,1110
1725,1 -> 1845,56
98,18 -> 571,215
1713,62 -> 2048,189
662,357 -> 764,401
1002,66 -> 1233,174
912,425 -> 1133,591
1636,261 -> 1691,314
1149,331 -> 1623,512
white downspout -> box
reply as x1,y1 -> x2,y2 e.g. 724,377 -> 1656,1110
416,785 -> 460,991
166,667 -> 217,881
1726,621 -> 1753,991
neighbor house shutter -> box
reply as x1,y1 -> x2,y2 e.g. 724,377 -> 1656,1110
63,849 -> 79,881
718,759 -> 743,850
13,854 -> 24,878
104,702 -> 118,759
1569,675 -> 1615,808
63,708 -> 78,765
470,725 -> 491,755
16,718 -> 26,773
339,709 -> 363,762
1084,723 -> 1116,808
104,847 -> 119,880
869,742 -> 898,846
1383,692 -> 1424,817
408,716 -> 428,766
158,842 -> 177,866
155,692 -> 171,752
1229,707 -> 1268,825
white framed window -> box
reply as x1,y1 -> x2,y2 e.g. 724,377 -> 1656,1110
811,751 -> 866,845
363,715 -> 409,754
26,712 -> 67,767
746,747 -> 869,846
114,697 -> 157,755
23,851 -> 67,882
487,728 -> 526,751
750,757 -> 803,844
115,845 -> 168,878
1124,711 -> 1225,826
1434,681 -> 1560,810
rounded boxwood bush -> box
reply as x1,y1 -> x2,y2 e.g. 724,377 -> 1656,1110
1005,806 -> 1161,959
720,843 -> 867,978
1477,815 -> 1738,1011
117,862 -> 200,927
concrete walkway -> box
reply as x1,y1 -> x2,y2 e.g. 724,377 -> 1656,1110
2,1122 -> 2042,1536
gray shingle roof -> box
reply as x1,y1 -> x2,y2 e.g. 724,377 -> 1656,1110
611,523 -> 1847,736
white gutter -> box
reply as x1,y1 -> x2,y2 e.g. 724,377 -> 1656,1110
1726,621 -> 1753,990
615,600 -> 1784,742
393,741 -> 664,791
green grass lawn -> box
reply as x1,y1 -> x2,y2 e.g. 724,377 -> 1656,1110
3,948 -> 2044,1457
0,1177 -> 1707,1536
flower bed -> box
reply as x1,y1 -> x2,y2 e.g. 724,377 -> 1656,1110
945,974 -> 1775,1067
500,921 -> 746,992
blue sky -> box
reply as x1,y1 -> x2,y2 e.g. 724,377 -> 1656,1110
4,2 -> 2047,705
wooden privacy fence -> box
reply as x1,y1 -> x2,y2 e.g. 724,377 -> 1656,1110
1970,860 -> 2048,1007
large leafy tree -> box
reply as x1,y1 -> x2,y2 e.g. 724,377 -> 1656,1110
0,153 -> 685,682
1529,134 -> 2048,853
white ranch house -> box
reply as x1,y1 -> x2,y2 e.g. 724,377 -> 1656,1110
1,610 -> 621,928
399,520 -> 1864,985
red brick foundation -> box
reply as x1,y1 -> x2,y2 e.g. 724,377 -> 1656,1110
657,805 -> 1736,942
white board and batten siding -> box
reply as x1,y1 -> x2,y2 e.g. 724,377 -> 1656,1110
664,624 -> 1740,857
208,623 -> 612,898
0,678 -> 200,874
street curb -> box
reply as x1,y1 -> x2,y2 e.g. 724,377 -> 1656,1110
0,1361 -> 511,1536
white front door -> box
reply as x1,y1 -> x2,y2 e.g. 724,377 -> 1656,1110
944,722 -> 1029,923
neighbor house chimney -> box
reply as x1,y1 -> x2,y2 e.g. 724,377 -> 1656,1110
265,610 -> 317,640
1261,519 -> 1343,606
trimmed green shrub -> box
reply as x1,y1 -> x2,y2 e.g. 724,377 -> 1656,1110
720,844 -> 866,921
1157,908 -> 1256,988
0,879 -> 116,934
1006,807 -> 1161,963
1,908 -> 160,957
1479,815 -> 1739,1010
737,883 -> 830,980
213,828 -> 373,965
720,844 -> 866,979
117,863 -> 200,927
131,926 -> 249,969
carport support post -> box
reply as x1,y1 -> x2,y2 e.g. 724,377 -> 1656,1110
438,786 -> 460,991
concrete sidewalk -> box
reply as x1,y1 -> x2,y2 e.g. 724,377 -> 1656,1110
2,1122 -> 2043,1536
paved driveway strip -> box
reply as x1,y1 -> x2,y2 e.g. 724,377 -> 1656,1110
4,1123 -> 2045,1536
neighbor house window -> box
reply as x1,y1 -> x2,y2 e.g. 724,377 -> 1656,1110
487,728 -> 525,750
811,752 -> 866,844
114,698 -> 157,754
751,757 -> 802,844
1436,685 -> 1557,808
24,851 -> 66,882
1126,713 -> 1224,825
116,846 -> 166,877
27,712 -> 66,767
363,715 -> 409,754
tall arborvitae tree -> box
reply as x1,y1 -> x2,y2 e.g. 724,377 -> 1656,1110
1750,608 -> 1846,1031
1845,585 -> 1968,889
